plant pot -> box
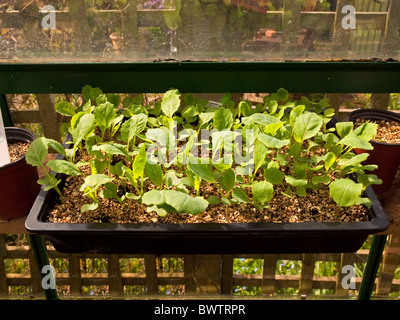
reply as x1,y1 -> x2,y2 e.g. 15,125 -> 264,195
25,170 -> 389,254
348,109 -> 400,194
0,127 -> 40,220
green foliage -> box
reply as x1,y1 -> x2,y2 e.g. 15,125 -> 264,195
26,86 -> 381,217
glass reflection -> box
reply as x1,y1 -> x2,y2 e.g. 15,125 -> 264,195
0,0 -> 397,62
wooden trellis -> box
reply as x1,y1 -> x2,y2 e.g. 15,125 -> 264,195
0,233 -> 399,298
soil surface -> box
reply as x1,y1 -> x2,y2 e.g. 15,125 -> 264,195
48,180 -> 369,224
47,162 -> 370,224
8,142 -> 30,162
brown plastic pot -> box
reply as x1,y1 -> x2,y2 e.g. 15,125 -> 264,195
348,109 -> 400,194
0,127 -> 40,220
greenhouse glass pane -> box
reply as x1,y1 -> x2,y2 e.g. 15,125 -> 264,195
0,0 -> 398,63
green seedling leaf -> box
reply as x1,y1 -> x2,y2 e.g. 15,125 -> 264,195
132,144 -> 147,179
258,132 -> 290,149
296,186 -> 307,197
164,171 -> 182,188
276,88 -> 289,102
293,160 -> 307,179
243,123 -> 259,143
311,175 -> 331,185
339,136 -> 373,150
55,101 -> 76,116
147,204 -> 175,217
324,132 -> 340,150
268,100 -> 278,114
336,122 -> 354,138
146,127 -> 169,149
338,153 -> 369,167
329,178 -> 364,207
198,111 -> 215,128
121,113 -> 148,145
93,143 -> 130,157
126,193 -> 142,200
184,93 -> 196,106
26,137 -> 49,167
285,176 -> 308,187
252,180 -> 274,204
238,101 -> 251,117
79,174 -> 113,195
264,122 -> 284,135
221,197 -> 232,205
96,94 -> 107,106
182,105 -> 201,122
47,159 -> 82,176
142,189 -> 166,206
213,107 -> 233,131
356,197 -> 372,207
339,123 -> 377,150
357,174 -> 382,188
100,182 -> 119,200
72,113 -> 96,146
247,113 -> 280,126
188,159 -> 215,183
111,115 -> 124,137
145,161 -> 164,187
143,189 -> 208,215
253,140 -> 268,176
293,112 -> 323,143
219,168 -> 236,192
92,159 -> 108,175
352,122 -> 378,141
37,174 -> 61,191
207,195 -> 220,205
81,84 -> 92,101
123,104 -> 148,117
323,108 -> 335,118
161,89 -> 180,118
276,153 -> 289,167
164,190 -> 209,215
81,202 -> 99,212
289,141 -> 302,158
81,100 -> 93,113
47,139 -> 67,158
109,161 -> 124,177
360,164 -> 378,172
264,167 -> 284,185
90,87 -> 103,100
320,98 -> 331,109
289,104 -> 305,127
94,102 -> 118,136
325,152 -> 336,170
106,94 -> 121,107
232,188 -> 251,203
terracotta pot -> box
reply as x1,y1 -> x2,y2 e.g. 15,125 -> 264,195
348,109 -> 400,194
0,128 -> 40,220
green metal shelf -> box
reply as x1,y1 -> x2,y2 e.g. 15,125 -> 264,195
0,61 -> 399,94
